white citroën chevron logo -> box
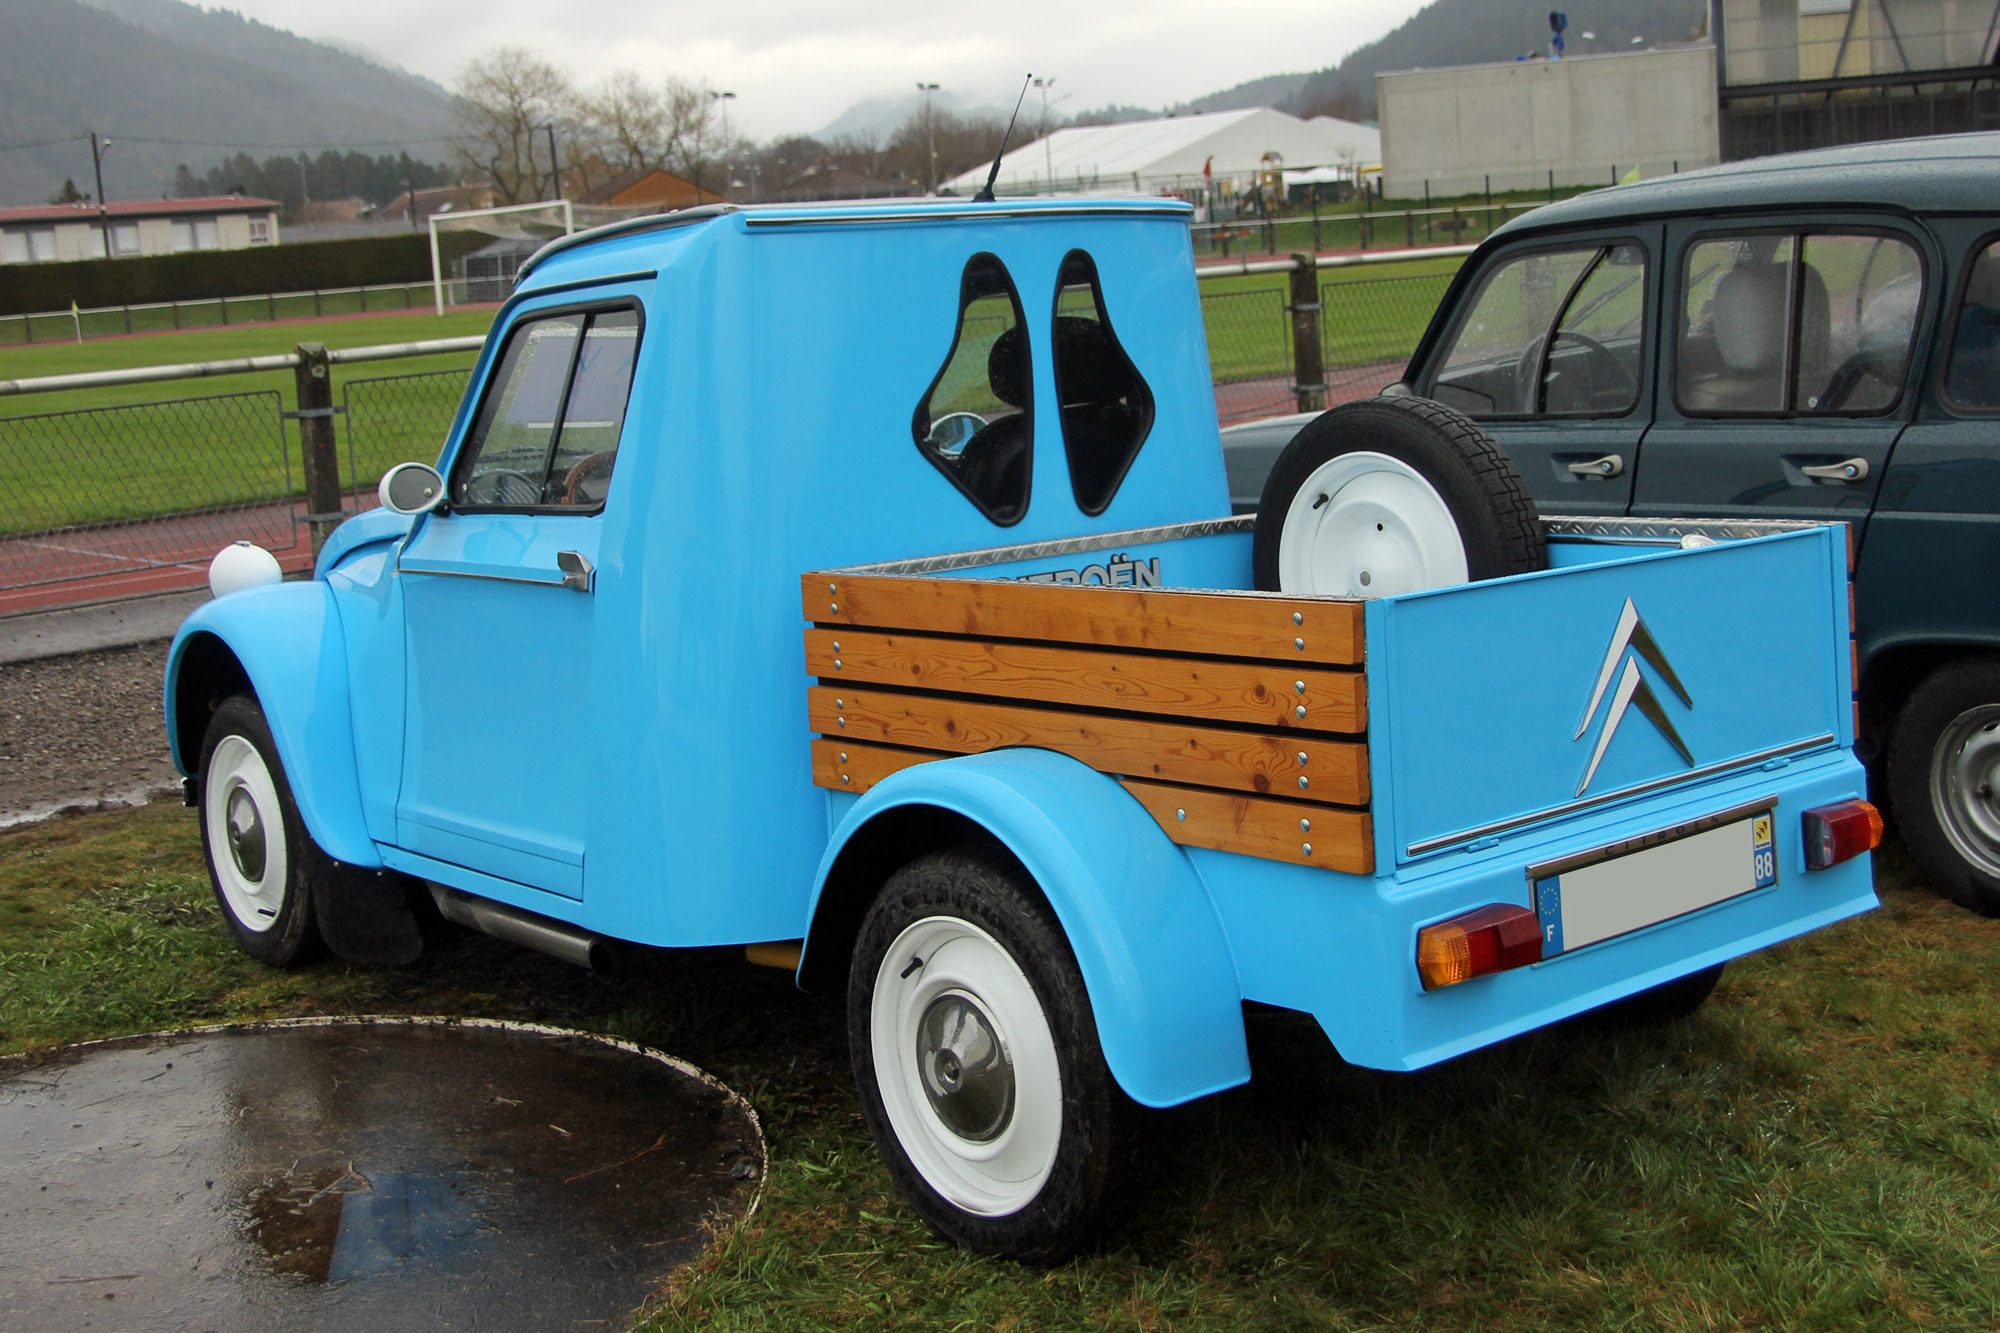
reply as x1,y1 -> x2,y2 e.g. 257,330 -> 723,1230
1573,598 -> 1694,797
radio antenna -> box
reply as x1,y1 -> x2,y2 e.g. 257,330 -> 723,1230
975,74 -> 1034,203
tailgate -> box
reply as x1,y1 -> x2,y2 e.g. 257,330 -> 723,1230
1368,526 -> 1850,866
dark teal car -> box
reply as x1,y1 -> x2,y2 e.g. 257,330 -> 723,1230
1226,132 -> 2000,915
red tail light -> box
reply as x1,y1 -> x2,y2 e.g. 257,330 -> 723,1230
1802,799 -> 1882,871
1416,904 -> 1542,991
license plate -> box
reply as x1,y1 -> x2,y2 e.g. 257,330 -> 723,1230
1531,804 -> 1777,956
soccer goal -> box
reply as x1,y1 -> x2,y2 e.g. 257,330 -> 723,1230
428,199 -> 574,316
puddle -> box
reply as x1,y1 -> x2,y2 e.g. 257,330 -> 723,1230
0,1018 -> 763,1331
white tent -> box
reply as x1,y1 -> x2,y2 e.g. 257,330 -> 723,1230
943,107 -> 1381,197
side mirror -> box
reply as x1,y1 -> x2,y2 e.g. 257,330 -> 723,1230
378,461 -> 447,516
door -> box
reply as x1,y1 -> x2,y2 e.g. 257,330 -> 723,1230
1630,223 -> 1928,533
1417,229 -> 1659,517
394,302 -> 642,898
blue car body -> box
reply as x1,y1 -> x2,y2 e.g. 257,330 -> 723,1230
167,198 -> 1875,1111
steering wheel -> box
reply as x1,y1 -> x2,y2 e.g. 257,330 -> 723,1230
460,469 -> 543,506
1815,346 -> 1902,412
561,451 -> 618,506
1517,331 -> 1636,412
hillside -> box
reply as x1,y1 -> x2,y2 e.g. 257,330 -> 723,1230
0,0 -> 454,208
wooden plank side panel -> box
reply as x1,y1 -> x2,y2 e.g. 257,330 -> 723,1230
803,572 -> 1363,666
804,628 -> 1364,733
810,740 -> 1372,873
810,685 -> 1368,805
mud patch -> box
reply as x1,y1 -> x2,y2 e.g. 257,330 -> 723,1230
0,1018 -> 762,1331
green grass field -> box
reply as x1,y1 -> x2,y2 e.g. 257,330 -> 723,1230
3,805 -> 1996,1332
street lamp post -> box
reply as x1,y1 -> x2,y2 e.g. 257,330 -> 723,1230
544,122 -> 561,200
916,82 -> 940,194
1032,77 -> 1057,191
710,91 -> 736,200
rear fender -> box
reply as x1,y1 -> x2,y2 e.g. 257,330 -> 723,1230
164,582 -> 377,868
802,749 -> 1251,1108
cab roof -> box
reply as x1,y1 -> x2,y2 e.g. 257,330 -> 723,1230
1500,131 -> 2000,238
516,195 -> 1193,286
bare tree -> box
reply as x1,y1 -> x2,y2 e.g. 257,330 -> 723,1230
454,47 -> 571,205
574,70 -> 715,188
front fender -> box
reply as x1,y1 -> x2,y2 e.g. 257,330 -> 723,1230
806,749 -> 1250,1109
165,581 -> 377,868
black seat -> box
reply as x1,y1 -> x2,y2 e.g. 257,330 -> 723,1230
953,326 -> 1032,522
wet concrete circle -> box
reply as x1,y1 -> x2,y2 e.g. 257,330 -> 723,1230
0,1018 -> 764,1331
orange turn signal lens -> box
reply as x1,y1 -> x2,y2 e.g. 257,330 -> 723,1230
1416,904 -> 1542,991
1802,799 -> 1882,871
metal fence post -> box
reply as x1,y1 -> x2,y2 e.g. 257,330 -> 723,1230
293,342 -> 343,555
1288,254 -> 1325,415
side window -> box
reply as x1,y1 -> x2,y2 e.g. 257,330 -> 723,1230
1052,250 -> 1154,515
914,254 -> 1031,525
1677,232 -> 1921,416
1945,238 -> 2000,411
1426,244 -> 1644,418
454,305 -> 642,510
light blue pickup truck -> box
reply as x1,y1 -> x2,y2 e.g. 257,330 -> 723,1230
165,198 -> 1880,1262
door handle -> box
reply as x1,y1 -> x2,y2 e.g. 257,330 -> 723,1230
556,550 -> 594,592
1800,457 -> 1870,482
1565,454 -> 1625,479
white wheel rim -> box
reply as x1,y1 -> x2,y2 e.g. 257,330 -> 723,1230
870,916 -> 1062,1217
203,735 -> 288,934
1275,450 -> 1469,598
1931,704 -> 2000,877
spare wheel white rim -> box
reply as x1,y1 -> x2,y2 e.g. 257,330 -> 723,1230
1276,450 -> 1468,598
871,915 -> 1063,1217
204,735 -> 288,933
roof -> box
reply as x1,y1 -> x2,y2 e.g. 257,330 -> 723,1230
1497,132 -> 2000,237
516,195 -> 1193,285
0,195 -> 280,225
941,107 -> 1381,193
577,168 -> 720,208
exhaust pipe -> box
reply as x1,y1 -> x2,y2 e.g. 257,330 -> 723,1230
429,885 -> 622,978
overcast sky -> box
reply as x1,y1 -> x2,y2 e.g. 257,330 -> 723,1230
217,0 -> 1431,139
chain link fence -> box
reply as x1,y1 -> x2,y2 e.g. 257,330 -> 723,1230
0,253 -> 1461,598
0,391 -> 295,593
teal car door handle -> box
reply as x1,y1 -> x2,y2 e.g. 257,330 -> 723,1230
1800,458 -> 1870,482
1566,454 -> 1625,478
557,550 -> 595,592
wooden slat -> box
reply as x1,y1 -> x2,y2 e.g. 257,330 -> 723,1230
1121,780 -> 1373,874
811,740 -> 1372,874
810,685 -> 1367,805
805,628 -> 1363,733
803,572 -> 1363,666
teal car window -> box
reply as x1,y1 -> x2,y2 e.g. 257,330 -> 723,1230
454,305 -> 642,511
1945,238 -> 2000,410
1677,232 -> 1920,416
1052,250 -> 1154,516
1428,245 -> 1607,417
913,254 -> 1031,526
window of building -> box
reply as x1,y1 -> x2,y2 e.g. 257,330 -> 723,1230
193,218 -> 219,250
1426,241 -> 1646,418
1051,250 -> 1154,515
112,224 -> 140,256
247,217 -> 271,245
171,220 -> 194,252
1677,231 -> 1921,415
26,229 -> 56,262
913,253 -> 1032,525
452,304 -> 643,511
2,231 -> 27,264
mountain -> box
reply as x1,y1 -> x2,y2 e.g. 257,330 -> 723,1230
0,0 -> 454,207
812,89 -> 1016,148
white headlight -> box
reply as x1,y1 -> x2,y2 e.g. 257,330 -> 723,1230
208,541 -> 283,598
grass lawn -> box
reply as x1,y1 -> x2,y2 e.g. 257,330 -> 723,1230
3,804 -> 1996,1331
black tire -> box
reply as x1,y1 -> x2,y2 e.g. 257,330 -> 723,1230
197,696 -> 426,968
848,845 -> 1130,1264
1591,963 -> 1724,1027
1251,396 -> 1545,596
1886,658 -> 2000,915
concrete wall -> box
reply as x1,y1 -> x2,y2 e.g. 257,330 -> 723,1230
1378,47 -> 1720,197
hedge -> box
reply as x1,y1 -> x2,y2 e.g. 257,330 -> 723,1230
0,234 -> 434,317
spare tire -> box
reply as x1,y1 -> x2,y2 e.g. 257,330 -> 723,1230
1251,396 -> 1546,598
